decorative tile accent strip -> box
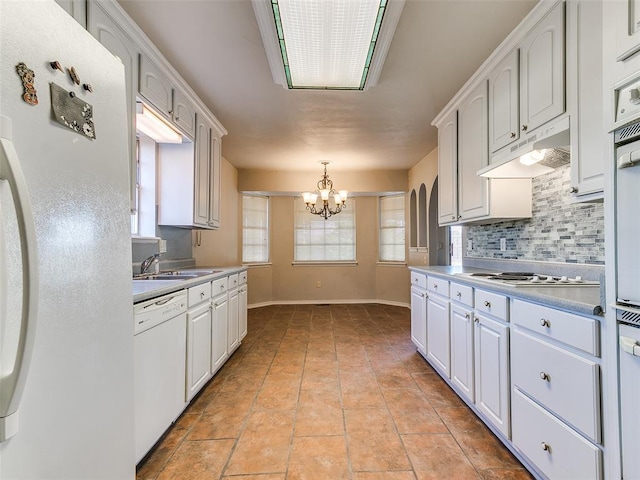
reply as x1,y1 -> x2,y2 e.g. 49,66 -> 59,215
466,163 -> 604,264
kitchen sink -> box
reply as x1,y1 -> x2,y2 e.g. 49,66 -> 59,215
133,269 -> 223,281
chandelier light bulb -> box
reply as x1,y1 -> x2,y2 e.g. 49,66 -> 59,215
301,162 -> 347,219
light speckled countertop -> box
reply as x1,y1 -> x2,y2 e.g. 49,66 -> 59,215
133,266 -> 247,304
409,265 -> 604,317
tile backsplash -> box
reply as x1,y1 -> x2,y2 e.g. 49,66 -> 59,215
465,163 -> 604,264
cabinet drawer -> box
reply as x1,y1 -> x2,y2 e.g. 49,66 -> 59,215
512,389 -> 602,480
239,270 -> 248,284
228,273 -> 240,290
475,289 -> 508,320
450,282 -> 473,307
512,330 -> 600,443
410,271 -> 427,289
428,276 -> 449,296
188,282 -> 211,306
512,299 -> 599,356
211,277 -> 228,296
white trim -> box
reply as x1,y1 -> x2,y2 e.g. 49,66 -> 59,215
131,236 -> 161,243
376,261 -> 407,267
244,262 -> 272,268
248,299 -> 410,309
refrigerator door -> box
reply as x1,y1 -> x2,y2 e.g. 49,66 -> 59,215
0,1 -> 135,478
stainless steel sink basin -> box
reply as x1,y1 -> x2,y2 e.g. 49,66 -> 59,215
133,269 -> 223,281
175,269 -> 224,275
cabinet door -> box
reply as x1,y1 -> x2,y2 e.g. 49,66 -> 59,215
450,303 -> 474,403
55,0 -> 86,27
458,81 -> 489,222
426,294 -> 451,378
474,314 -> 510,438
211,296 -> 228,373
489,50 -> 520,153
87,2 -> 138,212
568,0 -> 605,199
186,304 -> 212,400
410,287 -> 427,355
239,285 -> 248,340
139,54 -> 173,118
228,289 -> 240,354
437,111 -> 458,225
172,89 -> 197,139
194,116 -> 211,226
208,135 -> 221,228
614,0 -> 640,60
520,2 -> 565,133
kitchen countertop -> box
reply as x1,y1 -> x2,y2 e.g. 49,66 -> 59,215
410,265 -> 604,317
133,266 -> 247,304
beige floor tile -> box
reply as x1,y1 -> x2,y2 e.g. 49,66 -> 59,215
347,432 -> 412,472
155,439 -> 235,480
411,372 -> 465,408
222,475 -> 285,480
381,388 -> 448,434
344,408 -> 397,436
287,436 -> 350,479
402,433 -> 480,480
353,472 -> 416,480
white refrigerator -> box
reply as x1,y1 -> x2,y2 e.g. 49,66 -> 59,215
0,1 -> 135,478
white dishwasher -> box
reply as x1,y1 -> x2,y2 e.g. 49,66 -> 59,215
134,290 -> 188,463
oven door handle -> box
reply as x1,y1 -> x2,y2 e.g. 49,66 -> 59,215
618,149 -> 640,168
620,336 -> 640,356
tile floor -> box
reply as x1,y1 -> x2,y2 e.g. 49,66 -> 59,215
136,304 -> 533,480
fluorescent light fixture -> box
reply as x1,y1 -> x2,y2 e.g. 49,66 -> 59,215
136,103 -> 182,144
253,0 -> 405,90
519,149 -> 548,166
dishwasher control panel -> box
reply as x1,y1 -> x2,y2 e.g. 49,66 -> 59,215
134,291 -> 188,335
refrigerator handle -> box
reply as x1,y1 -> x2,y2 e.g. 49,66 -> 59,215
0,116 -> 39,441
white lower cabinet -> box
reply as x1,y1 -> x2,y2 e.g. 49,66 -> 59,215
228,284 -> 240,354
474,312 -> 510,438
239,284 -> 248,341
512,389 -> 602,480
426,291 -> 450,377
450,302 -> 475,403
186,283 -> 212,401
410,272 -> 428,355
211,291 -> 228,374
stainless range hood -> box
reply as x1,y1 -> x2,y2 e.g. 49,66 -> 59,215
477,116 -> 570,178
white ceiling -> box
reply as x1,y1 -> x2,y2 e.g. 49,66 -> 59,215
118,0 -> 537,172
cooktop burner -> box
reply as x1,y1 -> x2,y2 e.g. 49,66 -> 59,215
464,272 -> 599,287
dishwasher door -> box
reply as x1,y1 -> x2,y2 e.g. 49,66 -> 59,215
134,292 -> 187,463
619,322 -> 640,479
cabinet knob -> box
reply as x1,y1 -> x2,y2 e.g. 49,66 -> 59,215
200,292 -> 205,298
539,372 -> 550,381
421,293 -> 425,298
484,300 -> 491,308
521,124 -> 528,131
474,317 -> 479,323
541,442 -> 551,452
456,291 -> 461,297
433,283 -> 438,289
540,318 -> 550,327
175,116 -> 180,121
510,132 -> 516,138
569,186 -> 578,194
465,313 -> 470,319
451,215 -> 456,220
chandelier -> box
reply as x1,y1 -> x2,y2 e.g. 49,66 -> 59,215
302,162 -> 348,220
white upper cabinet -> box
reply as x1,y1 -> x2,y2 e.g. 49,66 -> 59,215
139,54 -> 197,139
519,1 -> 565,134
567,0 -> 605,201
139,54 -> 173,118
194,116 -> 211,226
54,0 -> 86,27
458,81 -> 490,222
87,1 -> 139,212
437,111 -> 458,225
489,50 -> 520,153
613,0 -> 640,61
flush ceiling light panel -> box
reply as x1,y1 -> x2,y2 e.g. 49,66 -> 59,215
253,0 -> 405,90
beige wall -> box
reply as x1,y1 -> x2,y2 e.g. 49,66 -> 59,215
193,157 -> 241,266
407,147 -> 438,267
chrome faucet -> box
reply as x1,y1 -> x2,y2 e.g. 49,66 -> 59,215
140,253 -> 160,275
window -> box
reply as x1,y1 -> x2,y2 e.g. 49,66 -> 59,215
379,194 -> 405,262
131,135 -> 157,238
294,197 -> 356,262
242,195 -> 270,263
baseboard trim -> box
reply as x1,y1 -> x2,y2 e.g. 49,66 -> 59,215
248,299 -> 410,309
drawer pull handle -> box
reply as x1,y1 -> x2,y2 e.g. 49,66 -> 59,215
539,372 -> 550,381
456,291 -> 461,297
540,318 -> 550,327
484,300 -> 491,308
541,442 -> 551,452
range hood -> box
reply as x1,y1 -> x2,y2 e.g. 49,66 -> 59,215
477,116 -> 570,178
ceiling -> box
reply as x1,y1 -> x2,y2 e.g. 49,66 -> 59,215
118,0 -> 537,173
